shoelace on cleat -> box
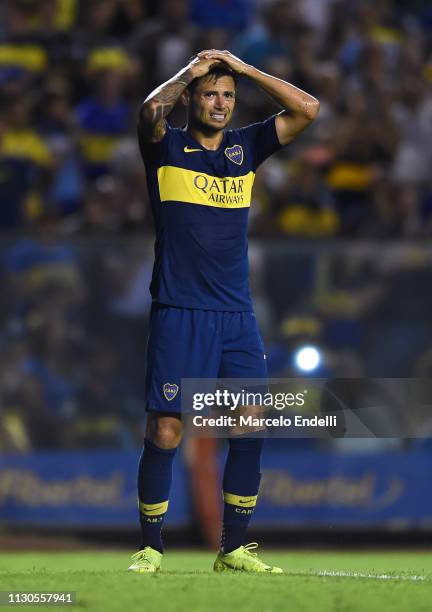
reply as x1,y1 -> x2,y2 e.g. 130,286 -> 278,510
131,550 -> 153,564
242,543 -> 271,569
242,542 -> 259,557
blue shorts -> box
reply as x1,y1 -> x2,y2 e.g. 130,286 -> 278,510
145,304 -> 268,413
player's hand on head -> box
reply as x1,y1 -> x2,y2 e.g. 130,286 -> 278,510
197,50 -> 249,75
187,55 -> 223,79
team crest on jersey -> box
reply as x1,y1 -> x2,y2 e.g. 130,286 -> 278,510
163,382 -> 179,401
225,144 -> 243,165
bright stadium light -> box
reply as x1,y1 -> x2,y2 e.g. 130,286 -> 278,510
294,345 -> 321,372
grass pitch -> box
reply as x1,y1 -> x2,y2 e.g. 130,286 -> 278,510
1,550 -> 431,612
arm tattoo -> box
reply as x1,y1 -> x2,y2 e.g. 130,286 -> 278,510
151,79 -> 189,119
140,70 -> 194,141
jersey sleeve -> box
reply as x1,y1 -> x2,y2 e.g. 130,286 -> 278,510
137,120 -> 172,168
240,114 -> 283,170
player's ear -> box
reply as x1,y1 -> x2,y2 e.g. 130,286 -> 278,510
181,89 -> 190,106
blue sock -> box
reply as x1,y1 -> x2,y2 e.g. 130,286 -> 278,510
221,437 -> 264,553
137,438 -> 177,553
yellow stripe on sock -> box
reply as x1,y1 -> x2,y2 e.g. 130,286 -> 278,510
223,492 -> 258,508
138,500 -> 169,516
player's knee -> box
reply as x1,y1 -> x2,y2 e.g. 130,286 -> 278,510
147,416 -> 183,449
153,423 -> 182,449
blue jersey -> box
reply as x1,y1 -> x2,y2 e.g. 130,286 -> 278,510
138,115 -> 282,311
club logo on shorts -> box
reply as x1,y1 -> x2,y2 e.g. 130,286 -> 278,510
163,382 -> 179,401
224,144 -> 243,165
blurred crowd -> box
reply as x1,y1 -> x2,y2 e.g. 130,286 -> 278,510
0,237 -> 152,451
1,0 -> 432,451
0,0 -> 431,238
1,237 -> 432,451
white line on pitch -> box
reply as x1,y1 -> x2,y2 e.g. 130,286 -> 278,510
293,570 -> 429,582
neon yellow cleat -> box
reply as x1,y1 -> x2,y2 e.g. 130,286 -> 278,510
128,547 -> 162,573
213,542 -> 283,574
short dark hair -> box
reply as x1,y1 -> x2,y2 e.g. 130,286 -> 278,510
187,64 -> 237,94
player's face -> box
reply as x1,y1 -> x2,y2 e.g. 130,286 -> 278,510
189,75 -> 236,131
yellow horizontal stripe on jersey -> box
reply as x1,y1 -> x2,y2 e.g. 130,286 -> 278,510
2,130 -> 52,166
157,165 -> 255,208
223,492 -> 258,508
326,163 -> 373,191
0,45 -> 48,72
79,134 -> 120,163
138,500 -> 169,516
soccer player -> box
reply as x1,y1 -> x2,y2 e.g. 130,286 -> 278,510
129,49 -> 319,573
